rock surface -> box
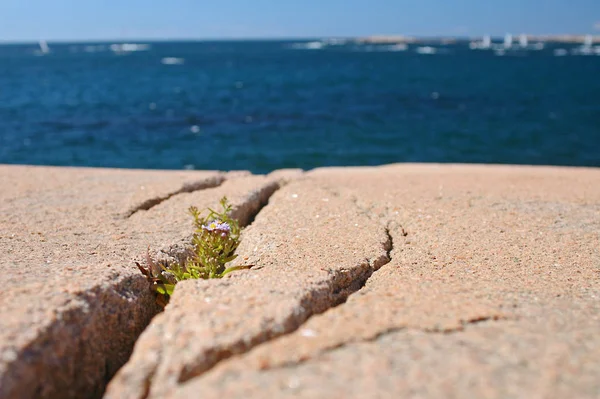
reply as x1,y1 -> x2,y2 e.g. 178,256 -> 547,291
168,164 -> 600,398
1,164 -> 599,399
0,165 -> 283,399
104,175 -> 391,399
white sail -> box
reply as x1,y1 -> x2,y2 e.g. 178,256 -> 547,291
469,35 -> 492,50
39,40 -> 50,54
504,33 -> 513,49
519,34 -> 528,47
482,35 -> 491,48
572,35 -> 594,55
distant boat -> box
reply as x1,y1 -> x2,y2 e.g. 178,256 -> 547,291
581,35 -> 600,56
34,40 -> 50,56
39,40 -> 50,54
491,34 -> 514,55
519,34 -> 528,48
515,34 -> 544,51
490,33 -> 543,54
469,34 -> 492,50
483,35 -> 491,48
572,35 -> 595,55
503,33 -> 513,49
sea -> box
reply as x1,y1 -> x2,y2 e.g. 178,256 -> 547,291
0,40 -> 599,173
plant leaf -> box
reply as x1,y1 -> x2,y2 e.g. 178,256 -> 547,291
221,264 -> 253,277
135,262 -> 152,278
155,283 -> 175,296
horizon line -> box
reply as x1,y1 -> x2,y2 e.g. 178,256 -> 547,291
1,33 -> 598,45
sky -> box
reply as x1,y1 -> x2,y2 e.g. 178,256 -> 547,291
0,0 -> 599,42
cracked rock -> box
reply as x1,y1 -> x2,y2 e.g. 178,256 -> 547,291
104,179 -> 391,399
0,166 -> 278,399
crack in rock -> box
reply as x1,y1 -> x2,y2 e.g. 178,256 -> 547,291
150,180 -> 282,268
174,210 -> 394,386
430,314 -> 510,334
106,178 -> 393,398
261,315 -> 509,373
116,180 -> 285,399
175,231 -> 393,385
328,226 -> 393,303
229,181 -> 281,227
124,175 -> 227,218
0,274 -> 159,399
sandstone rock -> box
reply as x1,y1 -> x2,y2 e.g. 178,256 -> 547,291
104,178 -> 391,399
0,166 -> 282,399
2,164 -> 599,399
166,164 -> 600,399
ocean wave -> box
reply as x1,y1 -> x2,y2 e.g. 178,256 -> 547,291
161,57 -> 185,65
289,41 -> 325,50
356,43 -> 409,52
110,43 -> 151,54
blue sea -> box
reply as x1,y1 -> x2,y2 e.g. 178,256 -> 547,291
1,40 -> 599,173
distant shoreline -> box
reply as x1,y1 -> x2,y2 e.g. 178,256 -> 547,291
0,34 -> 598,45
357,34 -> 599,44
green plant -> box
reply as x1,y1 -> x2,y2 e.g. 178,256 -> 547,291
137,197 -> 252,307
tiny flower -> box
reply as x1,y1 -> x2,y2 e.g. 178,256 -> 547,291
202,220 -> 222,232
202,220 -> 231,236
217,222 -> 231,234
144,197 -> 243,308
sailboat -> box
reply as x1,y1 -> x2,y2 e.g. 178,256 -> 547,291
34,40 -> 50,56
469,34 -> 492,50
503,33 -> 513,49
519,34 -> 528,48
516,34 -> 544,51
572,35 -> 595,55
483,35 -> 491,49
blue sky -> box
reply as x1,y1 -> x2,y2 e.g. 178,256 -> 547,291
0,0 -> 598,42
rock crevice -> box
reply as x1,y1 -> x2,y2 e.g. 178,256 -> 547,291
125,174 -> 228,217
104,180 -> 393,399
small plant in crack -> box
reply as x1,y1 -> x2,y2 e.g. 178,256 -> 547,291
137,196 -> 252,307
